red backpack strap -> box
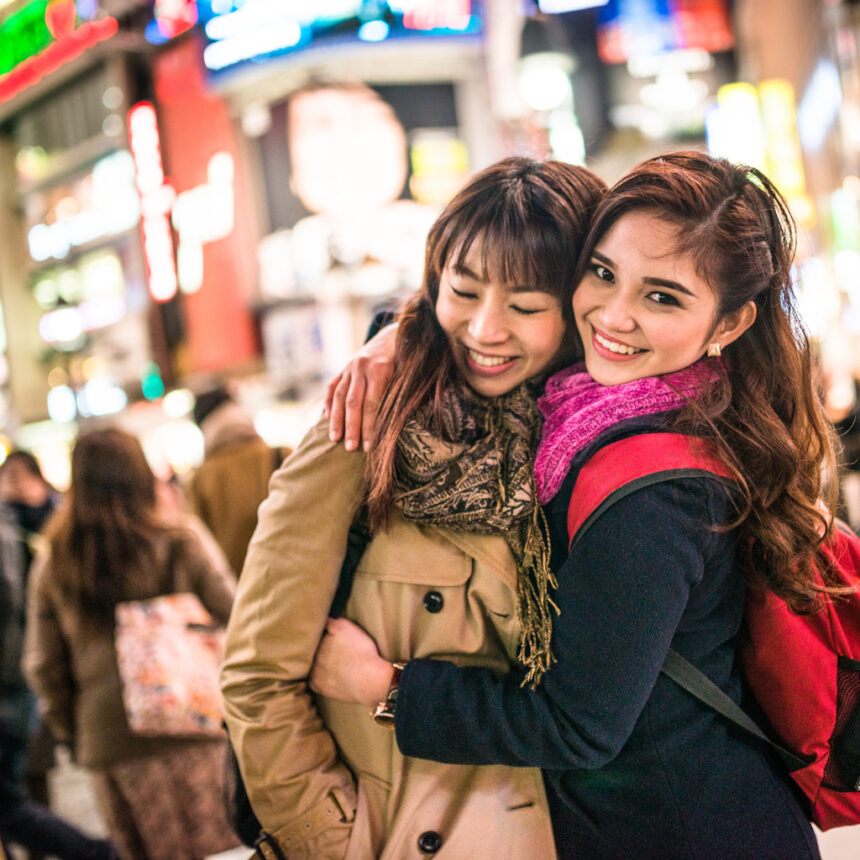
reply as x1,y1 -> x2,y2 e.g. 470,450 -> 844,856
565,432 -> 814,776
567,433 -> 734,550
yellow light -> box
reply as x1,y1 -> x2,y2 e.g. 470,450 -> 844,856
81,356 -> 102,380
47,367 -> 68,388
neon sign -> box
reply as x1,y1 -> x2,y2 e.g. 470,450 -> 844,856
127,102 -> 178,303
596,0 -> 733,65
0,0 -> 118,103
197,0 -> 481,73
171,152 -> 235,295
145,0 -> 198,45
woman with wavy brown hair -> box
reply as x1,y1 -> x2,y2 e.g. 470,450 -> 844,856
311,151 -> 834,858
24,428 -> 239,860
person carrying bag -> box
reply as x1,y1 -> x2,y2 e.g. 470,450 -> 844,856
25,428 -> 240,860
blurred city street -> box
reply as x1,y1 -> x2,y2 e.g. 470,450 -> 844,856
1,1 -> 860,859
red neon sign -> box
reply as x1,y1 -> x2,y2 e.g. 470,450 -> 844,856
0,14 -> 118,104
153,0 -> 197,40
127,102 -> 178,303
404,0 -> 472,31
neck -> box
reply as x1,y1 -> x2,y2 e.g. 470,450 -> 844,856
533,360 -> 717,503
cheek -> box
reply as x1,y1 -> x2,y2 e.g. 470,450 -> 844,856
571,285 -> 594,323
534,316 -> 567,361
434,297 -> 457,338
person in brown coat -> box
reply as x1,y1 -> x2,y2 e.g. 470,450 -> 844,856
24,428 -> 239,860
221,157 -> 606,858
189,387 -> 286,576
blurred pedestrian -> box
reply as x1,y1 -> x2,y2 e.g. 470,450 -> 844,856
24,428 -> 239,860
1,780 -> 119,860
189,386 -> 287,576
0,450 -> 59,574
0,450 -> 61,840
1,498 -> 119,860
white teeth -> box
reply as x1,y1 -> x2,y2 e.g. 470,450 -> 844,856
594,331 -> 641,355
468,349 -> 511,367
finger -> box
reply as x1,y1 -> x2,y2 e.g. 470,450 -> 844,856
324,372 -> 343,419
361,361 -> 391,451
343,371 -> 368,452
327,373 -> 351,442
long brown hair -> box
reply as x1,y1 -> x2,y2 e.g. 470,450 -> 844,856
364,157 -> 606,529
46,427 -> 165,619
577,150 -> 838,611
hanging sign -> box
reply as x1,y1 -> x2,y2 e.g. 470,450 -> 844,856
0,0 -> 118,103
127,101 -> 178,303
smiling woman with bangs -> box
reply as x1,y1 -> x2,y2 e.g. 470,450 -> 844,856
220,156 -> 606,859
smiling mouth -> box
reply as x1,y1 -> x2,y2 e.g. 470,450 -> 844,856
593,330 -> 644,356
466,348 -> 515,368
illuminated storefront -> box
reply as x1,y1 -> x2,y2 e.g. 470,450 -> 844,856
0,1 -> 177,484
147,0 -> 496,445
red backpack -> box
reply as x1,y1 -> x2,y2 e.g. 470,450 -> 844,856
566,432 -> 860,830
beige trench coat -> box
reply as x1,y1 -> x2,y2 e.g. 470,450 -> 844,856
221,415 -> 556,859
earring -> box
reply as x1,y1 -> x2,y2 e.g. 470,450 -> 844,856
707,343 -> 722,358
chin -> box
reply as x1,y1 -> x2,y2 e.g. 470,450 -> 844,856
586,364 -> 642,387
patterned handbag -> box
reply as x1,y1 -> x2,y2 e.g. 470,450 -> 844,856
115,592 -> 225,737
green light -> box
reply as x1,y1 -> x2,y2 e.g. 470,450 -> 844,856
0,1 -> 51,78
831,189 -> 860,253
141,362 -> 164,401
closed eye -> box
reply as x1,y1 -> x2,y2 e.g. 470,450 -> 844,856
511,304 -> 544,316
450,285 -> 477,299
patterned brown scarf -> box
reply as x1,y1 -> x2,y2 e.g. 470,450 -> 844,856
394,382 -> 557,687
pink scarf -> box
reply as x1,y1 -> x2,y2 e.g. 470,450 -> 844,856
534,360 -> 717,503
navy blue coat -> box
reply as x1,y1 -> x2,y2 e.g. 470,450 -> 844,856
394,421 -> 820,859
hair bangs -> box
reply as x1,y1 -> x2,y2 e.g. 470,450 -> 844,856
442,207 -> 571,297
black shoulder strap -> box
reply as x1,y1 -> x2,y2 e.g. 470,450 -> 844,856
661,649 -> 811,772
330,520 -> 371,618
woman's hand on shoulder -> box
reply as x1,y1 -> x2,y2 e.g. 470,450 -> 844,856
309,617 -> 392,707
325,324 -> 397,452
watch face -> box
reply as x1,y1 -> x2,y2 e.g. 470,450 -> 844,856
371,708 -> 396,729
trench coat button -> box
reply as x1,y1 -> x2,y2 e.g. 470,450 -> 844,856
417,830 -> 443,854
423,591 -> 443,613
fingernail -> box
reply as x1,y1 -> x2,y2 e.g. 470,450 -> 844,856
344,439 -> 356,451
363,440 -> 371,452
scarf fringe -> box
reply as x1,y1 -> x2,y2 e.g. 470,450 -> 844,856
395,384 -> 559,687
516,504 -> 559,688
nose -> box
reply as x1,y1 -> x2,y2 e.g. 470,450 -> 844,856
469,296 -> 509,343
596,290 -> 636,332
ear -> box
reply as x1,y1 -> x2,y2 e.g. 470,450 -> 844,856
713,300 -> 757,350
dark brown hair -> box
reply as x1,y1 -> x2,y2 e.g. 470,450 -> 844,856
46,428 -> 165,619
577,150 -> 838,611
0,450 -> 51,485
364,156 -> 606,528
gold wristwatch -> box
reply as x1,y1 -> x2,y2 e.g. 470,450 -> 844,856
371,662 -> 407,728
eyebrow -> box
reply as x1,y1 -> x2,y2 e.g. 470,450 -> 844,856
591,250 -> 696,297
452,263 -> 544,294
